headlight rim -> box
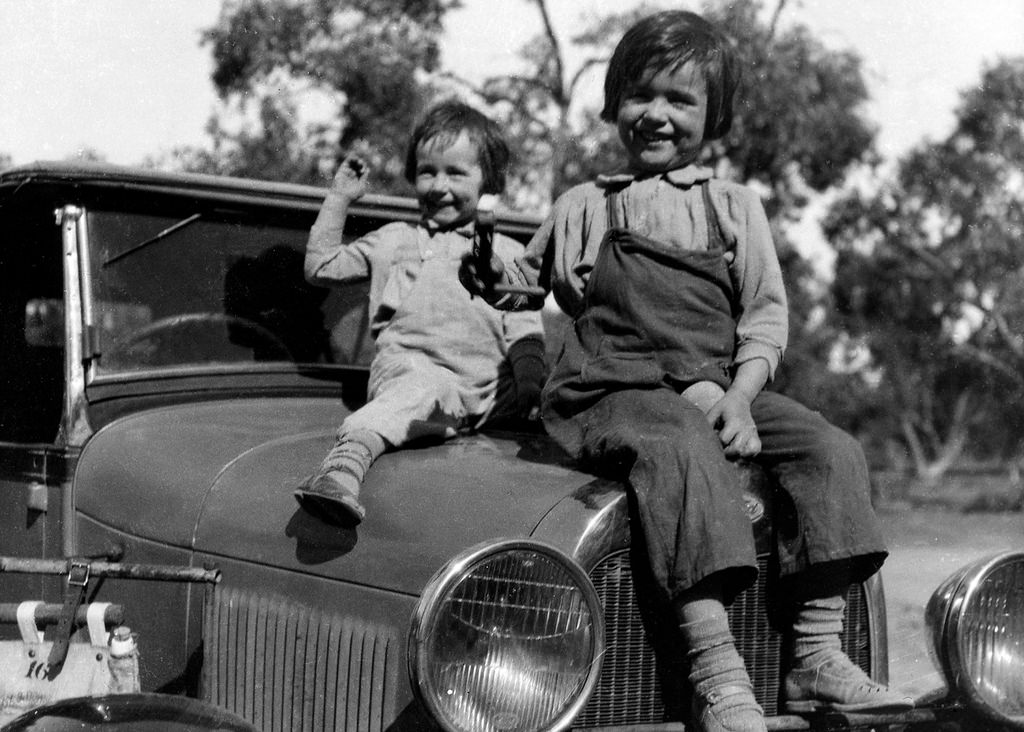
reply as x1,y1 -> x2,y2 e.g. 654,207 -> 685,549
928,550 -> 1024,728
408,537 -> 605,732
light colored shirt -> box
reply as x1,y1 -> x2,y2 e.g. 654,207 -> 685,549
305,199 -> 545,414
505,165 -> 788,377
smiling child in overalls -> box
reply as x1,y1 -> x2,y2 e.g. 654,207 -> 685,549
297,101 -> 546,526
461,11 -> 910,732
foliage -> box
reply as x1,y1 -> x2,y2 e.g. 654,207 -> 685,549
181,0 -> 460,187
824,57 -> 1024,479
710,1 -> 876,206
161,96 -> 324,183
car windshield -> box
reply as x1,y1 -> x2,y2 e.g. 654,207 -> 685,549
86,207 -> 372,375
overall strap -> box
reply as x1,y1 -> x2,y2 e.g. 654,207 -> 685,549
605,185 -> 624,230
701,182 -> 726,251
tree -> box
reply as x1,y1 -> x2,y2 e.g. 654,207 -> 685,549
709,1 -> 876,210
177,0 -> 460,187
459,0 -> 876,208
824,57 -> 1024,483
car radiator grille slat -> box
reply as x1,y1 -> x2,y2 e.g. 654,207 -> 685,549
204,586 -> 399,732
576,551 -> 872,727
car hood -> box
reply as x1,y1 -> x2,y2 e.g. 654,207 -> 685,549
74,398 -> 596,595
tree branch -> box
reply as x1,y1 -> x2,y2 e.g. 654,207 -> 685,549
568,56 -> 608,99
900,413 -> 928,475
954,343 -> 1024,387
483,73 -> 559,102
960,288 -> 1024,362
532,0 -> 567,106
433,70 -> 481,94
991,309 -> 1024,360
886,237 -> 959,282
768,0 -> 788,40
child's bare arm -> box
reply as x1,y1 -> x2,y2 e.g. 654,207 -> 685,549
707,359 -> 769,459
328,155 -> 369,201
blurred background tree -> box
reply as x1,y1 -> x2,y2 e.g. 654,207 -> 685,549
170,0 -> 459,188
824,57 -> 1024,485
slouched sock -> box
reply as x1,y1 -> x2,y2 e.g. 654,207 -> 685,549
790,595 -> 846,666
679,600 -> 765,732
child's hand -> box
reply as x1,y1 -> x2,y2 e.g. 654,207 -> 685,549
329,155 -> 369,200
459,203 -> 508,303
707,392 -> 761,459
459,251 -> 506,301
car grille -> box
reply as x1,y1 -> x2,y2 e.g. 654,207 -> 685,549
203,585 -> 400,732
575,550 -> 871,726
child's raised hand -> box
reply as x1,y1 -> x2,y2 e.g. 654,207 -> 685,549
707,392 -> 761,459
458,249 -> 506,302
330,154 -> 369,200
459,194 -> 506,302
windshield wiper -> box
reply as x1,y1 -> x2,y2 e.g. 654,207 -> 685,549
103,213 -> 203,266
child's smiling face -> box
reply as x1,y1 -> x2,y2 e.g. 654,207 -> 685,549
616,59 -> 709,174
413,131 -> 485,228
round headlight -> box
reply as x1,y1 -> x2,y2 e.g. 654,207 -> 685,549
409,539 -> 604,732
926,551 -> 1024,728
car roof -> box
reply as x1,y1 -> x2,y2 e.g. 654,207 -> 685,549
0,160 -> 542,237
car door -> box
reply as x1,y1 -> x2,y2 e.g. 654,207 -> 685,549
0,193 -> 73,609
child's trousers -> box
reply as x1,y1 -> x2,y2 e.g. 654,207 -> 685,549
552,384 -> 887,605
543,182 -> 887,606
338,349 -> 524,446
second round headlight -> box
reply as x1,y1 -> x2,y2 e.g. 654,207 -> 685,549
926,551 -> 1024,728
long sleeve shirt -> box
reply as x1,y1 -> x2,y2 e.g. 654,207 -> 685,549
503,165 -> 788,378
305,194 -> 546,414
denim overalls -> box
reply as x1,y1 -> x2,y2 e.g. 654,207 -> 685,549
542,182 -> 886,604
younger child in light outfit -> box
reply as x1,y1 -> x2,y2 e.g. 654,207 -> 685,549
461,11 -> 911,732
297,101 -> 546,526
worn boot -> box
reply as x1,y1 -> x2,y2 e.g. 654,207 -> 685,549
681,601 -> 766,732
295,430 -> 386,525
783,596 -> 914,713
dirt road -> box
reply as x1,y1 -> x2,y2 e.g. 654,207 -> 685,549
878,506 -> 1024,698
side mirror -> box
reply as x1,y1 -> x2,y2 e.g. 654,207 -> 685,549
24,298 -> 64,348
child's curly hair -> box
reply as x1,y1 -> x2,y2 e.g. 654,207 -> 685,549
601,10 -> 740,141
404,101 -> 510,195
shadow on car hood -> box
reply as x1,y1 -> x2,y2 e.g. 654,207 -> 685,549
74,398 -> 597,595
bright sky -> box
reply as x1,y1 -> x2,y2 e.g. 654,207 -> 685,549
1,0 -> 1022,169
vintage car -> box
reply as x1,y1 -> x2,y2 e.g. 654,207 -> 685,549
0,161 -> 1021,731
